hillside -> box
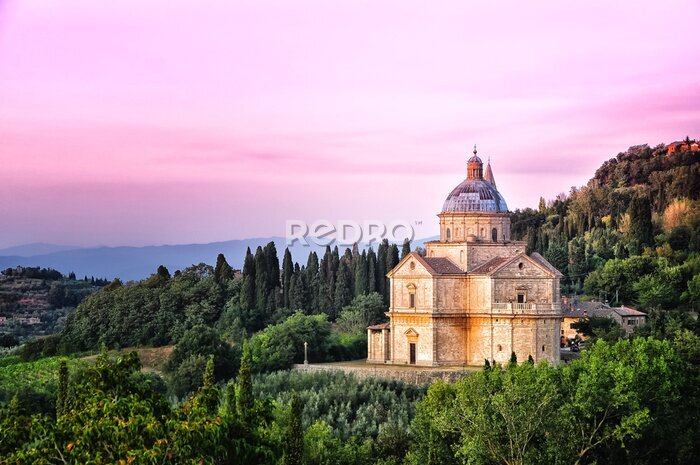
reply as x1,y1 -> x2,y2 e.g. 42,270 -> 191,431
510,142 -> 699,304
0,267 -> 103,343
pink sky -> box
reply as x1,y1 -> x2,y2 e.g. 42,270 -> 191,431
1,0 -> 699,248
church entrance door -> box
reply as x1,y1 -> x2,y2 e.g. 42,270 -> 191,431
409,343 -> 416,364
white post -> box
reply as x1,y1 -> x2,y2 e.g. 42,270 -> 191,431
304,341 -> 308,365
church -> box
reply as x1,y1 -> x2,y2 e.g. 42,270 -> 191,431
367,148 -> 562,366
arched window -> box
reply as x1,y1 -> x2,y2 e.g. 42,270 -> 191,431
446,228 -> 451,241
460,250 -> 464,263
491,227 -> 498,242
480,228 -> 484,237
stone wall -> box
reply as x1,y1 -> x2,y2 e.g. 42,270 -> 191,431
293,363 -> 474,385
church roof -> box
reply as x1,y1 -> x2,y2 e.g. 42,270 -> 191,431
422,257 -> 464,274
386,252 -> 464,277
470,257 -> 512,274
530,252 -> 564,277
442,147 -> 508,213
368,322 -> 390,331
442,179 -> 508,213
484,160 -> 496,186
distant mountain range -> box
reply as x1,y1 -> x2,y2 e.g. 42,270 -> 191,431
0,237 -> 438,282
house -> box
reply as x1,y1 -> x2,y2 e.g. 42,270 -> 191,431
560,302 -> 646,342
667,139 -> 700,154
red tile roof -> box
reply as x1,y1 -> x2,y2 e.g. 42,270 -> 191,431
422,257 -> 464,274
470,257 -> 511,274
368,322 -> 390,331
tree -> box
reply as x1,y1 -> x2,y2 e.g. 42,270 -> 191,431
354,250 -> 368,296
334,259 -> 354,314
240,247 -> 256,316
283,391 -> 304,465
214,253 -> 233,283
438,363 -> 560,465
283,248 -> 294,308
509,351 -> 518,365
166,324 -> 239,397
336,292 -> 386,333
554,338 -> 686,465
193,356 -> 220,414
401,238 -> 412,259
306,252 -> 320,311
367,248 -> 378,294
627,191 -> 654,250
237,339 -> 254,423
571,316 -> 625,343
633,264 -> 682,310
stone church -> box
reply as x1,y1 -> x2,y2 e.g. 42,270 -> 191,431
368,148 -> 562,366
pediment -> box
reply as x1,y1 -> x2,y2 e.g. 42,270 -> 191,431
387,252 -> 435,278
490,253 -> 556,278
404,328 -> 419,337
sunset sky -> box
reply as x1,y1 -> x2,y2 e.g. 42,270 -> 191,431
1,0 -> 699,249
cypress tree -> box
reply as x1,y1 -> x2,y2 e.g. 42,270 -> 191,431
306,252 -> 320,311
318,248 -> 334,316
254,247 -> 267,316
334,259 -> 353,316
282,248 -> 294,308
291,265 -> 309,311
354,250 -> 368,296
198,356 -> 219,414
283,391 -> 304,465
527,354 -> 535,364
240,247 -> 256,312
214,254 -> 232,283
628,191 -> 654,249
367,248 -> 378,293
237,340 -> 254,423
264,242 -> 280,292
401,238 -> 411,259
484,359 -> 491,370
377,240 -> 388,301
57,360 -> 68,416
384,243 -> 400,305
224,381 -> 237,418
157,265 -> 171,281
509,351 -> 518,365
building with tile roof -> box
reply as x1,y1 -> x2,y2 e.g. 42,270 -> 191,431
368,148 -> 563,366
560,302 -> 646,340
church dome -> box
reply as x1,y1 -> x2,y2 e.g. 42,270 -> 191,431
442,147 -> 509,213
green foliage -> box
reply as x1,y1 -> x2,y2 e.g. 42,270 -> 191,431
282,391 -> 304,465
0,356 -> 87,409
254,370 -> 425,441
60,262 -> 234,353
165,324 -> 240,397
572,316 -> 626,342
237,339 -> 254,423
249,313 -> 331,372
409,337 -> 695,465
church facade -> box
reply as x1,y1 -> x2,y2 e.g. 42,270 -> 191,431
367,148 -> 562,366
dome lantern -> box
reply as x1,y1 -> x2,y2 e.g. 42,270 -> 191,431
467,145 -> 483,180
442,146 -> 508,213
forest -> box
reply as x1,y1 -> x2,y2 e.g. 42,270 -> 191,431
0,142 -> 699,464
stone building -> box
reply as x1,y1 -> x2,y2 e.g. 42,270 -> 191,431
368,147 -> 562,366
561,303 -> 646,341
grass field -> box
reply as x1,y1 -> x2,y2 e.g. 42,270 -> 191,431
0,355 -> 88,403
81,345 -> 174,373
